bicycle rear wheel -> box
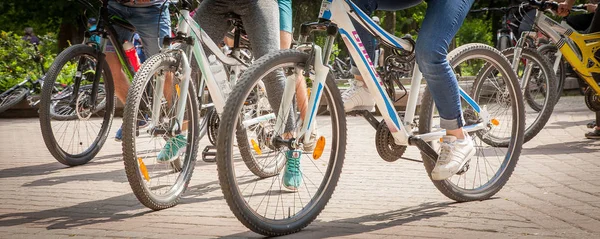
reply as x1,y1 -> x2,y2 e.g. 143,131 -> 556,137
217,50 -> 346,236
122,52 -> 199,210
39,44 -> 114,166
0,87 -> 28,114
419,43 -> 525,201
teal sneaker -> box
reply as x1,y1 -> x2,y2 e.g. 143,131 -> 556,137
283,150 -> 303,191
157,134 -> 187,163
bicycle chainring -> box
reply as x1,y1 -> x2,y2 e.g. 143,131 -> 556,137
585,87 -> 600,112
375,120 -> 407,162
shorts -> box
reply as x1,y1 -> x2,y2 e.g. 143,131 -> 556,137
278,0 -> 292,33
105,0 -> 171,58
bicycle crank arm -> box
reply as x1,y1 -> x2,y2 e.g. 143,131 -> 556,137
408,136 -> 438,164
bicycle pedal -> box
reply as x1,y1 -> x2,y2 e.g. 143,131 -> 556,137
456,160 -> 471,175
202,145 -> 217,163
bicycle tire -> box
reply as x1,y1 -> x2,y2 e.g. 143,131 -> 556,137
50,84 -> 107,121
537,44 -> 566,104
217,50 -> 346,236
418,43 -> 525,201
122,52 -> 200,210
39,44 -> 115,166
0,87 -> 28,114
501,47 -> 557,143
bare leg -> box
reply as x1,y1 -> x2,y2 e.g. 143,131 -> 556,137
106,52 -> 129,104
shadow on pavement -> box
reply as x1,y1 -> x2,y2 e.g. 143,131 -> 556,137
0,179 -> 224,230
543,119 -> 595,130
0,153 -> 123,179
224,201 -> 453,238
522,140 -> 600,155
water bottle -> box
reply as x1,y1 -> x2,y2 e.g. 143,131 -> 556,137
208,55 -> 230,97
123,41 -> 141,72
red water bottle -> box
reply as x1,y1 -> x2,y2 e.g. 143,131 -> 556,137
123,41 -> 141,72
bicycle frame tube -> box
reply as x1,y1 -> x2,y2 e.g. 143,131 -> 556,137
320,0 -> 485,145
535,11 -> 600,94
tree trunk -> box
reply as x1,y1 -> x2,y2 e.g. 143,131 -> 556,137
384,11 -> 396,35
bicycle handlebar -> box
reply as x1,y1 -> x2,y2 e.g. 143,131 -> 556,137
526,0 -> 559,11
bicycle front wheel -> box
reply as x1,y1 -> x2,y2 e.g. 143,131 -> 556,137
39,44 -> 115,166
122,52 -> 199,210
217,50 -> 346,236
501,47 -> 557,143
419,43 -> 525,202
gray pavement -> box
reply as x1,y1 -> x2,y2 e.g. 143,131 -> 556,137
1,96 -> 600,238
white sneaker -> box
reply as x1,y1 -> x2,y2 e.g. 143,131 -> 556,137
431,133 -> 475,180
342,80 -> 375,112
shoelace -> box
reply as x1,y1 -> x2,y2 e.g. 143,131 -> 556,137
286,157 -> 301,174
438,142 -> 455,164
341,80 -> 358,99
164,135 -> 186,154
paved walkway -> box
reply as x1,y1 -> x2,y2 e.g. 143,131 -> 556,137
1,96 -> 600,239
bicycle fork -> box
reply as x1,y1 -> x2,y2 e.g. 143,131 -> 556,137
512,32 -> 536,91
150,49 -> 192,136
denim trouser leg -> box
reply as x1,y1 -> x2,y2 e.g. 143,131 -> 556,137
415,0 -> 475,130
106,1 -> 171,58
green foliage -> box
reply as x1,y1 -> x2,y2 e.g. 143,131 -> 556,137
0,31 -> 58,92
456,18 -> 493,46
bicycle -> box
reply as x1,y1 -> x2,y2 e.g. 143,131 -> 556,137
216,0 -> 525,236
121,0 -> 271,210
38,0 -> 142,167
507,0 -> 600,134
0,44 -> 89,116
331,55 -> 353,79
536,4 -> 588,104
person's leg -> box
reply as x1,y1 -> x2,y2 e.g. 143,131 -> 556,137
237,0 -> 294,134
106,1 -> 135,141
278,0 -> 293,49
126,3 -> 173,108
343,0 -> 423,112
414,0 -> 475,180
585,111 -> 600,139
105,1 -> 134,105
587,4 -> 600,33
566,13 -> 594,32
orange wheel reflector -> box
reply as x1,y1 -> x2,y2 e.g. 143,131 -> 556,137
251,139 -> 262,155
138,158 -> 150,182
312,136 -> 326,160
175,84 -> 181,97
491,118 -> 500,126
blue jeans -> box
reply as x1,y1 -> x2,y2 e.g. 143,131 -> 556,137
353,0 -> 475,130
106,0 -> 171,59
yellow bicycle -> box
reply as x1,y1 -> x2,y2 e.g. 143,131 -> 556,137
527,0 -> 600,112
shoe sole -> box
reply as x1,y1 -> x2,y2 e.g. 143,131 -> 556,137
431,146 -> 476,181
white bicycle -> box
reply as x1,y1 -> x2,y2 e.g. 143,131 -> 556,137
216,0 -> 526,236
120,0 -> 271,210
